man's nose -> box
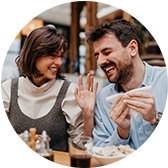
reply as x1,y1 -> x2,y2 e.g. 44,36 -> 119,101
97,53 -> 106,66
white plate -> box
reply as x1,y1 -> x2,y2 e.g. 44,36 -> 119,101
92,147 -> 152,168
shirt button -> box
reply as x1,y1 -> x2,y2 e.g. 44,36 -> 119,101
139,127 -> 142,131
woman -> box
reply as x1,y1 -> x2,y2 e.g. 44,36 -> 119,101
1,26 -> 97,151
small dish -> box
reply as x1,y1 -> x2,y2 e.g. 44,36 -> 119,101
92,147 -> 152,168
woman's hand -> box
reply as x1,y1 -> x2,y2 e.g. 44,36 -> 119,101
74,73 -> 98,115
74,73 -> 98,136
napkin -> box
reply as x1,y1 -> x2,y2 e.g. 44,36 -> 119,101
106,86 -> 152,119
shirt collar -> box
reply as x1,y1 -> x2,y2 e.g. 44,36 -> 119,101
24,77 -> 56,93
140,61 -> 153,87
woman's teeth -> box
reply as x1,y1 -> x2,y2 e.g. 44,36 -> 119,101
49,68 -> 57,72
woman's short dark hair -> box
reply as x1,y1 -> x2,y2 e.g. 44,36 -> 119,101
15,26 -> 67,79
86,19 -> 141,55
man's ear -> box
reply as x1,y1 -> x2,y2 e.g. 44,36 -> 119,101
128,40 -> 138,57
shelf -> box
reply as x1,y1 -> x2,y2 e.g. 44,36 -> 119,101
141,54 -> 165,67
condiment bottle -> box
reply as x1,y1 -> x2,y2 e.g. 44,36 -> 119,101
18,130 -> 35,165
37,130 -> 53,161
36,140 -> 41,152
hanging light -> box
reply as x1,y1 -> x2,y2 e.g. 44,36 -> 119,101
0,23 -> 21,39
21,18 -> 43,36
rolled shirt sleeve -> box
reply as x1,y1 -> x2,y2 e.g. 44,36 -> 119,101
1,79 -> 11,115
61,82 -> 84,138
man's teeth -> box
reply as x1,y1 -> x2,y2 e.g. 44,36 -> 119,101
105,67 -> 115,72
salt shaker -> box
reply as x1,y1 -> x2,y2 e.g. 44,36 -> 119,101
37,130 -> 53,161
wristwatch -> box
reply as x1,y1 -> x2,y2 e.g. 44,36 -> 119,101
152,111 -> 162,126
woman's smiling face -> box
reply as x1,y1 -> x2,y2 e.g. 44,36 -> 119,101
32,47 -> 64,87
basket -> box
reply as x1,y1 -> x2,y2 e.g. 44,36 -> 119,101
0,137 -> 17,158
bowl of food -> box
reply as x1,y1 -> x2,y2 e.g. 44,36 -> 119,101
92,145 -> 135,165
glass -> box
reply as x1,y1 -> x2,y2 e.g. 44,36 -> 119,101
68,136 -> 93,168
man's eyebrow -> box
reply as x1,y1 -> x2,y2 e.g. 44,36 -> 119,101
94,47 -> 112,57
94,52 -> 98,57
102,47 -> 112,52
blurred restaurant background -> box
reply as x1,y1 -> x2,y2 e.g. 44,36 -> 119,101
1,1 -> 165,91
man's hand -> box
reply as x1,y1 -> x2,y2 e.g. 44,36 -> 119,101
123,92 -> 157,125
74,73 -> 98,136
109,95 -> 131,139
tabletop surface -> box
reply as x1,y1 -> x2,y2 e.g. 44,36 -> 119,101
0,151 -> 166,168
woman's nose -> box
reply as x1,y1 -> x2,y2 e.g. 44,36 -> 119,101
54,57 -> 62,65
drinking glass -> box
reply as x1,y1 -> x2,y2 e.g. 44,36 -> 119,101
68,136 -> 93,168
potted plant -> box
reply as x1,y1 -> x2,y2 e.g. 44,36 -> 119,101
130,0 -> 164,54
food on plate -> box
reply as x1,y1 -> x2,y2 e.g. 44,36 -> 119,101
97,145 -> 135,157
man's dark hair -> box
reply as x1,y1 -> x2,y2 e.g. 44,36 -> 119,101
15,26 -> 67,79
86,19 -> 141,55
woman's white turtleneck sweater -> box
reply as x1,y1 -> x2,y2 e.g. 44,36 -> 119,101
1,76 -> 84,137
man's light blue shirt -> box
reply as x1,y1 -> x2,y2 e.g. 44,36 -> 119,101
93,62 -> 167,149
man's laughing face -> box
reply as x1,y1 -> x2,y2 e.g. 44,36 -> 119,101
94,33 -> 134,85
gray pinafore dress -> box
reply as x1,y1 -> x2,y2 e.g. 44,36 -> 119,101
8,78 -> 70,152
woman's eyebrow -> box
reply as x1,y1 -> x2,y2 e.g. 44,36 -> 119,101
53,51 -> 64,56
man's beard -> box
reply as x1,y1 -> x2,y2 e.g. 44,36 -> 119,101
107,59 -> 134,85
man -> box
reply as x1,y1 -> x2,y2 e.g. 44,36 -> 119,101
84,19 -> 167,149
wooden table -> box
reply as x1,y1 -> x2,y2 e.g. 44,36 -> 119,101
0,151 -> 166,168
